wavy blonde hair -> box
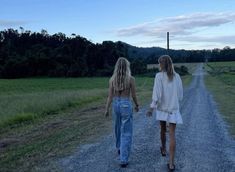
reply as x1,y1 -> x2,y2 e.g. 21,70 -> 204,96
158,55 -> 175,81
111,57 -> 131,91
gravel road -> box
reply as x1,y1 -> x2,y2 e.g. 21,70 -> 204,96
59,64 -> 235,172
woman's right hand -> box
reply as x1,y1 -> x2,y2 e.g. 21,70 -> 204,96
135,105 -> 139,112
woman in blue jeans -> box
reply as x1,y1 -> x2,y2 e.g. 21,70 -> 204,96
105,57 -> 139,168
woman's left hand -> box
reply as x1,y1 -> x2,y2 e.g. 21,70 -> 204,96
104,110 -> 109,117
146,108 -> 153,117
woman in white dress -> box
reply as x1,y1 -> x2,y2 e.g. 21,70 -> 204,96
147,55 -> 183,171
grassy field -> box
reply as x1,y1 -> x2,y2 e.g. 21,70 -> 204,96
205,61 -> 235,137
0,78 -> 110,129
0,74 -> 192,172
147,62 -> 198,74
0,77 -> 154,171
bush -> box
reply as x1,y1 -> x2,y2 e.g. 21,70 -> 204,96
174,65 -> 189,76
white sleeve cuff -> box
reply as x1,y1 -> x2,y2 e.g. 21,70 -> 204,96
150,100 -> 157,108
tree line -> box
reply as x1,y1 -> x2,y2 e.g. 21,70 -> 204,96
0,28 -> 130,78
0,28 -> 234,78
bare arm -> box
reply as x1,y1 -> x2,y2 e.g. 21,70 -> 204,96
104,80 -> 113,117
130,77 -> 139,111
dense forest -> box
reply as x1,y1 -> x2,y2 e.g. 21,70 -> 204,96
0,28 -> 235,78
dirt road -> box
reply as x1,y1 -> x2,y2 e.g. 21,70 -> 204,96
59,64 -> 235,172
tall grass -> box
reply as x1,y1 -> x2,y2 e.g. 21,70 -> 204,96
0,89 -> 106,128
0,77 -> 109,95
0,78 -> 109,129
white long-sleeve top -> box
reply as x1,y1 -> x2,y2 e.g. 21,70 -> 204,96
150,72 -> 183,113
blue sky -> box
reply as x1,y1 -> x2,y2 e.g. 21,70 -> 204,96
1,0 -> 235,50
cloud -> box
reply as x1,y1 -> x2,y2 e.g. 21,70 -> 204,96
175,35 -> 235,44
0,20 -> 29,27
129,35 -> 235,49
116,12 -> 235,38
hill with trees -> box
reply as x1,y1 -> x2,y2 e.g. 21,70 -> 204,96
0,28 -> 234,78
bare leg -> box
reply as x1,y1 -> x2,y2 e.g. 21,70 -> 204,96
160,121 -> 166,153
169,123 -> 176,168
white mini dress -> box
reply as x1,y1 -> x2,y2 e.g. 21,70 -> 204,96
150,72 -> 183,124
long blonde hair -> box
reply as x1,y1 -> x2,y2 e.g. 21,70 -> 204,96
158,55 -> 175,81
111,57 -> 131,91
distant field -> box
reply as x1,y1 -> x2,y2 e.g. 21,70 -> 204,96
205,61 -> 235,137
147,62 -> 199,74
207,61 -> 235,67
206,61 -> 235,75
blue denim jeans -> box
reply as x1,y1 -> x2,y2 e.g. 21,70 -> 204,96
112,97 -> 133,164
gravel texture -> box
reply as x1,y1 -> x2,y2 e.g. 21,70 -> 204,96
59,64 -> 235,172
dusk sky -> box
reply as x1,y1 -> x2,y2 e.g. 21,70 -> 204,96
1,0 -> 235,50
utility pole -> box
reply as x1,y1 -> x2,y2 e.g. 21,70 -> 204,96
167,32 -> 169,53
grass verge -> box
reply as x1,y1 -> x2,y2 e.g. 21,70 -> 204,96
205,62 -> 235,137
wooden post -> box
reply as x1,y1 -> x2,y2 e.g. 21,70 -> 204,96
167,32 -> 169,52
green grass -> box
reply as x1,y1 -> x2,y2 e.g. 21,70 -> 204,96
206,61 -> 235,75
0,78 -> 109,171
0,77 -> 154,130
0,77 -> 154,171
0,103 -> 112,171
207,61 -> 235,67
0,78 -> 110,129
0,76 -> 191,172
0,89 -> 106,129
181,75 -> 192,86
0,77 -> 109,94
205,62 -> 235,137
